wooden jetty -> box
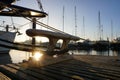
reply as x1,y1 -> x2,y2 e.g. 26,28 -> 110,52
0,55 -> 120,80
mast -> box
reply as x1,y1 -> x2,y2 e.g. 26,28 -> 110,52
98,11 -> 103,40
111,20 -> 113,41
63,6 -> 64,32
32,18 -> 36,46
75,6 -> 77,36
83,16 -> 85,39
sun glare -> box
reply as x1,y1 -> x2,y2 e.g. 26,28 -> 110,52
33,52 -> 43,61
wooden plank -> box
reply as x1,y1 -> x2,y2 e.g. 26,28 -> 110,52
9,63 -> 86,80
0,65 -> 38,80
73,55 -> 120,71
29,68 -> 71,80
0,72 -> 11,80
16,63 -> 89,80
53,63 -> 120,80
68,63 -> 120,78
65,60 -> 120,75
6,64 -> 55,80
16,63 -> 90,80
1,56 -> 120,80
0,65 -> 25,80
40,67 -> 90,80
45,65 -> 106,80
44,59 -> 120,80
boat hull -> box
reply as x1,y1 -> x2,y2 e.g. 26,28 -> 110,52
0,31 -> 16,53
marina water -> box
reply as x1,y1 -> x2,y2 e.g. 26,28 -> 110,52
9,49 -> 120,63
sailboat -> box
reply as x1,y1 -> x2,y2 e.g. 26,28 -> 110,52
0,0 -> 47,53
93,11 -> 109,50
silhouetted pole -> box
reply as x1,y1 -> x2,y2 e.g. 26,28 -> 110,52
83,16 -> 85,39
63,6 -> 64,32
32,18 -> 36,55
6,25 -> 9,32
98,11 -> 101,40
111,20 -> 113,41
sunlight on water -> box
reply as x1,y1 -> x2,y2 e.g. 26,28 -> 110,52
9,50 -> 120,63
33,51 -> 43,61
9,50 -> 32,63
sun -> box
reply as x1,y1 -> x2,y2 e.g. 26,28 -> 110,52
33,51 -> 43,61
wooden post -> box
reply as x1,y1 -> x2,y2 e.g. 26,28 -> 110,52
6,25 -> 9,32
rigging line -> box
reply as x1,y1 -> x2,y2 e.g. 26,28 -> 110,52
10,7 -> 66,34
24,17 -> 84,40
17,22 -> 31,29
15,22 -> 31,35
10,16 -> 15,27
36,20 -> 66,33
9,5 -> 82,40
24,17 -> 67,34
7,4 -> 66,34
8,22 -> 32,32
2,8 -> 32,32
0,21 -> 5,28
36,0 -> 44,12
0,21 -> 4,26
0,22 -> 31,35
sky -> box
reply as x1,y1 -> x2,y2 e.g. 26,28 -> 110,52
1,0 -> 120,42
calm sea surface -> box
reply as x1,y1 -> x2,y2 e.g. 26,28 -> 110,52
9,50 -> 120,63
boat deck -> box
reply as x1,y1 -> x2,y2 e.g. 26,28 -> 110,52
0,55 -> 120,80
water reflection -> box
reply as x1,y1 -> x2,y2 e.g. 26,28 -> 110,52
69,50 -> 120,56
9,49 -> 120,63
9,50 -> 31,63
